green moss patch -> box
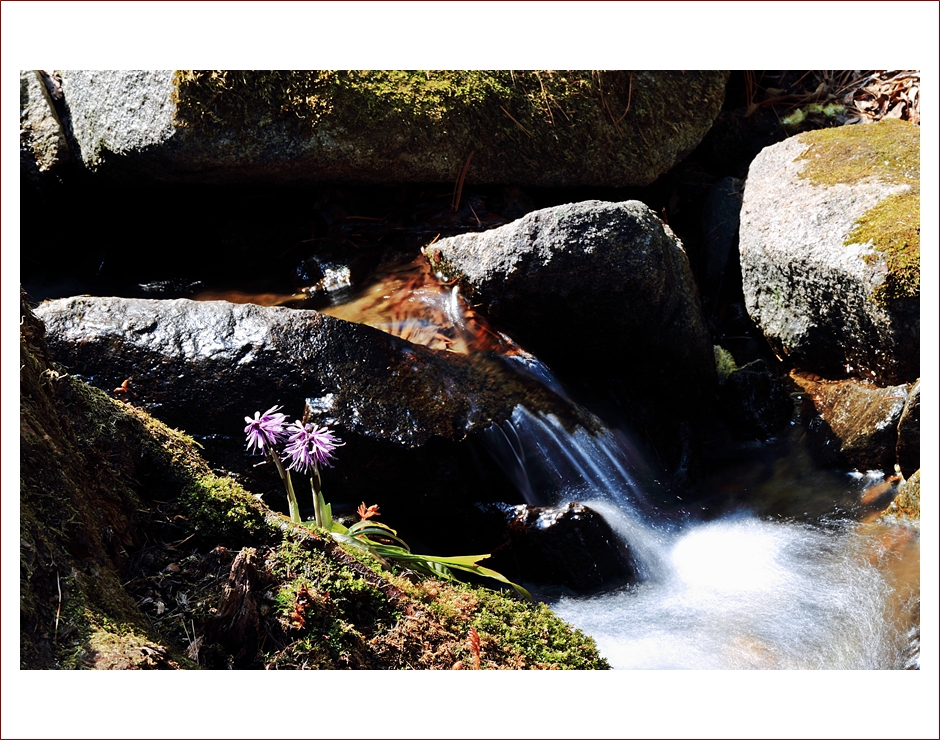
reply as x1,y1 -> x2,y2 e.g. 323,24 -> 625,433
172,70 -> 633,143
795,118 -> 919,303
169,70 -> 726,186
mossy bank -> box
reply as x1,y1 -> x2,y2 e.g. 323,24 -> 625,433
19,292 -> 607,669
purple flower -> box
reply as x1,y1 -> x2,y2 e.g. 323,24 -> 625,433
244,406 -> 287,454
282,421 -> 343,474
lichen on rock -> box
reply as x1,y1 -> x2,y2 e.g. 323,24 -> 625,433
794,118 -> 919,304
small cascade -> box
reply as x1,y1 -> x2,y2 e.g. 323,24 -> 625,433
484,406 -> 919,669
320,255 -> 920,670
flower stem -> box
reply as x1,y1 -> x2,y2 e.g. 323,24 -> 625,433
311,467 -> 323,528
269,449 -> 300,524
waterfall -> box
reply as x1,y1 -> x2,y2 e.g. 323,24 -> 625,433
320,259 -> 919,670
485,404 -> 919,670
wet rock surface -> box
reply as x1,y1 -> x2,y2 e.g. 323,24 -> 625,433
424,200 -> 716,410
792,374 -> 909,471
34,296 -> 580,448
34,295 -> 602,552
478,502 -> 639,593
896,380 -> 920,478
739,120 -> 919,384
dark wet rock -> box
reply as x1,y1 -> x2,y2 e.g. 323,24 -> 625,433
740,120 -> 920,385
423,200 -> 716,411
20,69 -> 71,184
716,349 -> 793,439
59,70 -> 728,188
33,295 -> 596,552
477,502 -> 638,593
792,375 -> 909,470
896,380 -> 920,478
34,296 -> 583,447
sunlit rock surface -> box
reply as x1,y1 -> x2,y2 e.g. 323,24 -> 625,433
424,200 -> 716,410
791,374 -> 909,471
739,119 -> 919,385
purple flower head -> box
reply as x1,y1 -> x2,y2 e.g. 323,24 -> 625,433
282,421 -> 344,474
244,405 -> 287,454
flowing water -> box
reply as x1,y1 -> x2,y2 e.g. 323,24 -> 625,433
212,259 -> 922,670
488,404 -> 919,670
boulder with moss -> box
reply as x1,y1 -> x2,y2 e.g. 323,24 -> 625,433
59,70 -> 728,187
739,119 -> 919,385
20,291 -> 609,670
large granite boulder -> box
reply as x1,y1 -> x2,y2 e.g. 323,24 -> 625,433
33,295 -> 600,545
423,200 -> 716,409
59,70 -> 728,187
739,119 -> 919,385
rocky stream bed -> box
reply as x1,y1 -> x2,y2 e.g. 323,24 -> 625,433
19,70 -> 921,677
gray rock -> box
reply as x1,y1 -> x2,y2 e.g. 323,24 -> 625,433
896,380 -> 920,478
739,120 -> 919,384
33,296 -> 579,448
58,70 -> 728,187
423,200 -> 716,409
20,70 -> 70,182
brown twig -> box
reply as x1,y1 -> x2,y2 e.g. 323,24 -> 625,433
467,201 -> 482,228
54,571 -> 62,641
452,151 -> 475,212
499,105 -> 532,137
615,72 -> 634,124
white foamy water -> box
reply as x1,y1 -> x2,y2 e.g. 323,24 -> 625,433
487,407 -> 919,670
554,504 -> 914,669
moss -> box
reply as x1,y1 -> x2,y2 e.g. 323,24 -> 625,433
180,474 -> 276,547
714,345 -> 739,381
172,70 -> 625,144
169,70 -> 726,185
398,577 -> 609,669
794,118 -> 919,303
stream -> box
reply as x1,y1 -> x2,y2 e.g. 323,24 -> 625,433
24,210 -> 920,671
317,261 -> 922,670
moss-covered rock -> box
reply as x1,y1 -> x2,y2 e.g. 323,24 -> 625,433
794,118 -> 919,304
20,290 -> 607,669
60,70 -> 728,187
740,119 -> 920,384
